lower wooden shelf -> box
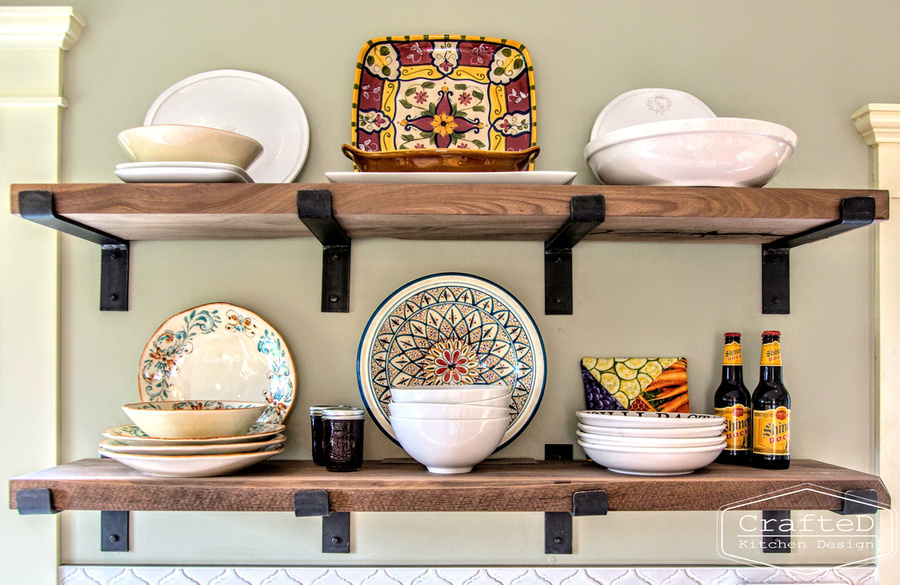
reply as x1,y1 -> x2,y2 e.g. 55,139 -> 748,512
8,458 -> 890,513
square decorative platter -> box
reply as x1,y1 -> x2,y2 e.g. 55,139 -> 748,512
351,35 -> 537,168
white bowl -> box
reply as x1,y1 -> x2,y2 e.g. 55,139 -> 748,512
576,429 -> 725,449
98,445 -> 282,478
578,440 -> 724,476
576,410 -> 724,429
465,395 -> 513,407
577,421 -> 725,439
583,117 -> 796,187
118,124 -> 264,168
390,416 -> 508,474
389,385 -> 511,404
122,400 -> 265,439
388,401 -> 511,420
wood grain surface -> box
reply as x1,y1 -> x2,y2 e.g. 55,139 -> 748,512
8,459 -> 889,513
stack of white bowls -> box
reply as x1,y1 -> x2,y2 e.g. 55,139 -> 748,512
576,410 -> 726,476
388,384 -> 512,474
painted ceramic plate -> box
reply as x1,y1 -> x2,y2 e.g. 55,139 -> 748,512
351,35 -> 537,168
357,273 -> 546,449
145,69 -> 310,183
325,170 -> 575,185
590,88 -> 716,141
99,434 -> 286,456
138,303 -> 296,423
115,161 -> 253,183
98,445 -> 284,478
102,423 -> 285,446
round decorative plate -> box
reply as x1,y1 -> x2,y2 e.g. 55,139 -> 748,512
357,273 -> 546,449
99,434 -> 286,456
103,423 -> 285,446
138,303 -> 296,424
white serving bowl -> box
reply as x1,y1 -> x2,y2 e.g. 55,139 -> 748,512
465,395 -> 513,407
389,384 -> 511,404
390,415 -> 508,474
577,410 -> 725,429
388,401 -> 511,420
578,440 -> 724,476
122,400 -> 265,439
576,429 -> 725,449
577,421 -> 725,439
118,124 -> 264,168
583,117 -> 796,187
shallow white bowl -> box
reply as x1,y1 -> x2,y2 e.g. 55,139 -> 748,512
390,415 -> 508,474
389,385 -> 511,404
122,400 -> 265,439
118,124 -> 263,168
99,445 -> 282,478
576,429 -> 725,449
576,410 -> 724,429
578,440 -> 724,476
465,395 -> 513,407
388,401 -> 511,420
583,117 -> 796,187
577,421 -> 725,439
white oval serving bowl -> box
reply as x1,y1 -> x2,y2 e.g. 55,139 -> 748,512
389,385 -> 511,404
578,440 -> 724,476
576,429 -> 725,449
577,421 -> 726,439
118,124 -> 264,169
388,401 -> 511,420
576,410 -> 725,429
390,416 -> 508,474
583,117 -> 797,187
122,400 -> 266,439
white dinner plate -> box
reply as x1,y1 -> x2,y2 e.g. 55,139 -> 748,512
576,421 -> 725,438
145,70 -> 309,183
115,161 -> 253,183
99,445 -> 283,477
102,423 -> 285,446
576,410 -> 724,429
100,434 -> 286,456
325,171 -> 576,185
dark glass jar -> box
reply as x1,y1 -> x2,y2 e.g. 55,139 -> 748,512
751,331 -> 791,470
310,404 -> 350,465
714,332 -> 752,465
322,407 -> 365,472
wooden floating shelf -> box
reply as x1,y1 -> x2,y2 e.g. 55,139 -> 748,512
10,183 -> 889,244
8,459 -> 889,514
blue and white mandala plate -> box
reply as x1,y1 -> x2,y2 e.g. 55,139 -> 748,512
357,273 -> 546,450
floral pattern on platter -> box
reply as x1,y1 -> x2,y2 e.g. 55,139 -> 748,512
138,303 -> 296,424
130,400 -> 259,411
358,273 -> 546,449
352,35 -> 536,166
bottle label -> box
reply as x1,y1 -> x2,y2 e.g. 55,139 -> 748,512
723,341 -> 742,366
760,341 -> 782,366
752,406 -> 790,455
715,404 -> 750,450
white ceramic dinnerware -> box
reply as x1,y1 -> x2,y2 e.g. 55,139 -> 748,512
98,445 -> 284,478
144,69 -> 310,183
576,410 -> 724,429
122,400 -> 265,439
576,421 -> 725,439
389,384 -> 511,404
578,440 -> 724,476
100,434 -> 286,456
388,401 -> 511,420
575,429 -> 725,449
390,416 -> 508,474
103,423 -> 284,446
117,124 -> 263,168
115,161 -> 253,184
589,87 -> 717,140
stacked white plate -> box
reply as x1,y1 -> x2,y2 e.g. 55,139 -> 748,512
99,422 -> 285,477
576,410 -> 726,476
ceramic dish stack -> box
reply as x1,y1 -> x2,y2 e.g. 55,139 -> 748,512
576,410 -> 726,476
387,385 -> 513,474
99,400 -> 285,477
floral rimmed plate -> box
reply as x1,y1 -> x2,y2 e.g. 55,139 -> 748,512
357,273 -> 546,450
99,434 -> 286,456
351,35 -> 537,168
138,303 -> 296,424
102,423 -> 285,446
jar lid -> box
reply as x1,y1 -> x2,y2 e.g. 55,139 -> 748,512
322,407 -> 366,420
310,404 -> 351,415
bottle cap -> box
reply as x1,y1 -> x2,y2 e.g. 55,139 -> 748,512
762,330 -> 781,337
724,332 -> 741,338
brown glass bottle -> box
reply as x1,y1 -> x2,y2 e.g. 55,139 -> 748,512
751,331 -> 791,469
714,333 -> 751,465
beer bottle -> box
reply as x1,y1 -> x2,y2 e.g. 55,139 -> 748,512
714,333 -> 751,465
751,331 -> 790,469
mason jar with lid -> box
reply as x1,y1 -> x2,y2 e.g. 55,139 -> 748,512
310,405 -> 345,465
322,407 -> 365,472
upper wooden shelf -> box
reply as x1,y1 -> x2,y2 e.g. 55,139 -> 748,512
8,458 -> 889,513
9,183 -> 890,244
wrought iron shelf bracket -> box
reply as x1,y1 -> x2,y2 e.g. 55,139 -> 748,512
761,196 -> 876,314
16,488 -> 128,551
297,190 -> 351,313
18,189 -> 130,311
544,490 -> 609,555
294,489 -> 351,553
544,194 -> 606,315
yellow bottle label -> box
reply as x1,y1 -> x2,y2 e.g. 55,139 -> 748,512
715,404 -> 750,450
752,406 -> 790,455
760,341 -> 781,366
723,341 -> 743,366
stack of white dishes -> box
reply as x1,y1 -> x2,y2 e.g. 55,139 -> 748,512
99,400 -> 285,477
576,410 -> 726,476
388,385 -> 512,474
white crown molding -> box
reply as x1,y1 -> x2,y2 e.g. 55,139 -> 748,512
852,104 -> 900,146
0,6 -> 85,50
0,96 -> 68,107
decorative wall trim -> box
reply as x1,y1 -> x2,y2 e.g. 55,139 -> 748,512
0,6 -> 85,49
853,104 -> 900,146
59,566 -> 877,585
0,96 -> 68,107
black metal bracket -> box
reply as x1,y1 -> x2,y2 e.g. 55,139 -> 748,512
15,488 -> 58,515
761,196 -> 876,314
544,194 -> 605,315
835,489 -> 880,515
294,489 -> 350,553
18,190 -> 130,311
545,491 -> 609,555
762,509 -> 792,554
101,511 -> 130,552
297,190 -> 351,313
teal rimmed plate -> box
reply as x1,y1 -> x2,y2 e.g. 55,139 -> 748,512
102,423 -> 285,446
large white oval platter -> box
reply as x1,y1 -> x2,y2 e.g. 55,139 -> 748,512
99,445 -> 283,478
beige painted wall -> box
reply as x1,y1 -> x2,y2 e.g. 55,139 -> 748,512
3,0 -> 900,573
